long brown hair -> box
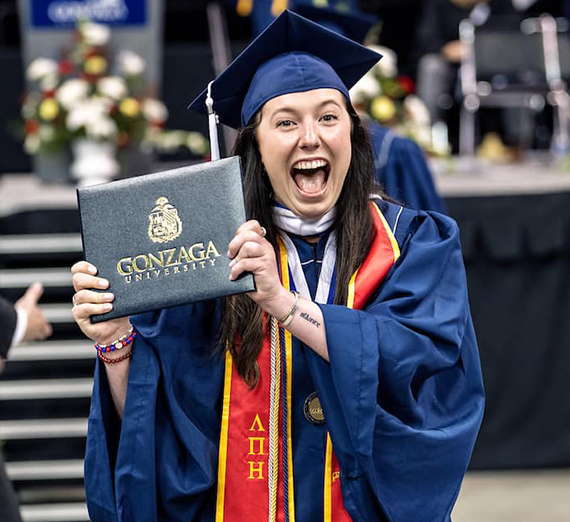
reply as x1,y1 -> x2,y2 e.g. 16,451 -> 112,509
219,100 -> 382,387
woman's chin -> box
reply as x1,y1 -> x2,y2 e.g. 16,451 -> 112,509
292,200 -> 334,220
275,185 -> 338,220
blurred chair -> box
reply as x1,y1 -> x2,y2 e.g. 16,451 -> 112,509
459,14 -> 570,156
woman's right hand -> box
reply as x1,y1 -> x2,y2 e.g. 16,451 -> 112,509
71,261 -> 131,345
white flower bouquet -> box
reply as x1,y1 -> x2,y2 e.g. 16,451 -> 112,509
21,21 -> 208,158
349,45 -> 439,154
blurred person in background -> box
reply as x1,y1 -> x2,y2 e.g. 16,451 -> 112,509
0,283 -> 52,522
414,0 -> 565,151
415,0 -> 524,130
0,283 -> 52,364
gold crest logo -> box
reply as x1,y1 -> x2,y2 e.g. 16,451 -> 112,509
148,197 -> 182,244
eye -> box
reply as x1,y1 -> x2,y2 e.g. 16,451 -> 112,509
320,113 -> 339,123
276,119 -> 295,128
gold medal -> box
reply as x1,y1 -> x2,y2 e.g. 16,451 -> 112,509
303,391 -> 325,425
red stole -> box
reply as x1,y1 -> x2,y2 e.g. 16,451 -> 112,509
215,202 -> 400,522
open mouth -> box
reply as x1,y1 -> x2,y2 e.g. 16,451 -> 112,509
291,159 -> 330,196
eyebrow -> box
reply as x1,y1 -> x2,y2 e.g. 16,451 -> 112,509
269,99 -> 343,118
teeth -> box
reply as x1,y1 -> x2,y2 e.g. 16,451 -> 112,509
293,159 -> 328,170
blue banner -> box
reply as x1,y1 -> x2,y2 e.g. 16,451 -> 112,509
31,0 -> 147,27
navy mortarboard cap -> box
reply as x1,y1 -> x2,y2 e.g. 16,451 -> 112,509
188,10 -> 382,129
292,3 -> 377,43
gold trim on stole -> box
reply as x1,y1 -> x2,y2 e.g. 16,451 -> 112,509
324,433 -> 334,522
215,351 -> 234,522
373,204 -> 401,261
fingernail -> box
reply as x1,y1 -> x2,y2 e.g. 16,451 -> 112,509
88,266 -> 97,274
103,303 -> 112,311
98,279 -> 109,288
229,259 -> 236,268
104,293 -> 114,301
226,250 -> 231,258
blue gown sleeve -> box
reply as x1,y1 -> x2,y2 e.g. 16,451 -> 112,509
84,302 -> 224,522
306,211 -> 484,522
370,123 -> 447,214
386,137 -> 447,214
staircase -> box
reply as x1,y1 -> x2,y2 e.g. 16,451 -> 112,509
0,175 -> 91,522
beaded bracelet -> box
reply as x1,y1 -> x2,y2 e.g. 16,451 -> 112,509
98,348 -> 133,365
94,326 -> 136,354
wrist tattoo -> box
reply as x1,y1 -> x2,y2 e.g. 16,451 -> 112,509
300,312 -> 320,328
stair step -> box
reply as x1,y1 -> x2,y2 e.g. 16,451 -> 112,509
0,268 -> 72,288
0,418 -> 88,440
0,174 -> 77,219
2,437 -> 87,463
6,459 -> 84,480
21,502 -> 89,522
0,378 -> 92,400
0,234 -> 82,255
21,503 -> 89,522
19,484 -> 86,504
9,341 -> 94,361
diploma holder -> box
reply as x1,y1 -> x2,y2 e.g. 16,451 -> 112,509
77,83 -> 255,323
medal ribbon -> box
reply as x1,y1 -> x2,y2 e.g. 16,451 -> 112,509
216,202 -> 400,522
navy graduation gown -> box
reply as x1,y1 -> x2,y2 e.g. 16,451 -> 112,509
369,122 -> 447,214
85,201 -> 484,522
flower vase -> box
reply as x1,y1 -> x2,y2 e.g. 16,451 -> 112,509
33,150 -> 72,185
70,139 -> 120,186
118,144 -> 154,179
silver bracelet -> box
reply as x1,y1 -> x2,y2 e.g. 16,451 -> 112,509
278,291 -> 300,328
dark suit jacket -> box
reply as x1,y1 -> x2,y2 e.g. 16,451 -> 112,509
0,450 -> 22,522
0,300 -> 23,522
0,296 -> 17,359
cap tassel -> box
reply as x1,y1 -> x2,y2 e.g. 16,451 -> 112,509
206,81 -> 221,161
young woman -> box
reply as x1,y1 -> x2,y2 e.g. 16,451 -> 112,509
71,11 -> 484,522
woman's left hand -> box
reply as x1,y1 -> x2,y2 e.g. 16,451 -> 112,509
228,220 -> 329,361
227,220 -> 288,313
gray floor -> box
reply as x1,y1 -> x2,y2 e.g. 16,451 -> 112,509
452,469 -> 570,522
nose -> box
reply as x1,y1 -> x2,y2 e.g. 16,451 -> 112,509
298,120 -> 321,150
